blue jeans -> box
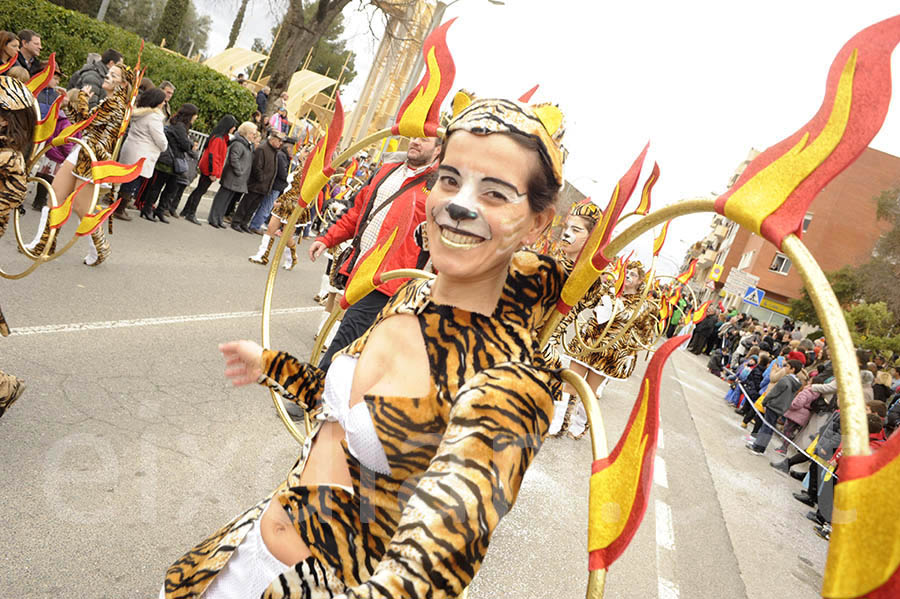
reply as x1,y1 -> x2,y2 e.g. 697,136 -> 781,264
752,408 -> 781,451
250,189 -> 280,231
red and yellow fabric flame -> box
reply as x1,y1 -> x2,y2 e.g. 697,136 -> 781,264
612,257 -> 627,297
715,15 -> 900,250
657,298 -> 670,333
0,53 -> 15,75
824,430 -> 900,598
33,94 -> 64,143
667,284 -> 682,309
675,259 -> 697,285
51,111 -> 97,147
299,92 -> 344,207
26,53 -> 56,95
336,158 -> 359,199
636,162 -> 659,216
48,181 -> 87,230
339,195 -> 415,310
391,19 -> 456,138
652,220 -> 670,257
589,335 -> 688,571
691,300 -> 711,324
557,143 -> 649,315
518,84 -> 539,102
91,158 -> 145,184
76,199 -> 121,236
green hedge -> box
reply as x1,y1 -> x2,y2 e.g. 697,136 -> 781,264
0,0 -> 257,130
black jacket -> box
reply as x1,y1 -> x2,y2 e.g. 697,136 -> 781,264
158,121 -> 193,166
256,90 -> 268,114
16,52 -> 42,76
272,148 -> 290,193
743,366 -> 766,401
247,140 -> 280,195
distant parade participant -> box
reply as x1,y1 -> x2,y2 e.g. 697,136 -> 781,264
543,199 -> 659,438
40,61 -> 135,265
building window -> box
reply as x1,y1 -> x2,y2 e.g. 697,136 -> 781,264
769,252 -> 792,275
738,250 -> 754,270
802,213 -> 813,233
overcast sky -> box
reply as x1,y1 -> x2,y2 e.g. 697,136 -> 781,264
200,1 -> 900,273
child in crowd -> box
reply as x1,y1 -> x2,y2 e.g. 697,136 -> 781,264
747,359 -> 805,455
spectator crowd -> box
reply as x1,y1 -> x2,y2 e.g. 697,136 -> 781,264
683,310 -> 898,542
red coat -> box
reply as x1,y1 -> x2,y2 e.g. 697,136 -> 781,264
199,136 -> 228,178
318,161 -> 436,297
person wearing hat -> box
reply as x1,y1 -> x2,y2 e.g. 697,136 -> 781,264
231,130 -> 283,233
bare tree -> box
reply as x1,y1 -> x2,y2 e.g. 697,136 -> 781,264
262,0 -> 419,117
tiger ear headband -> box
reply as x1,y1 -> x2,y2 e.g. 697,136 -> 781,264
446,90 -> 567,186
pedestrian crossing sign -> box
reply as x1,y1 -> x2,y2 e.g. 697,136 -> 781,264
743,286 -> 765,306
709,263 -> 724,281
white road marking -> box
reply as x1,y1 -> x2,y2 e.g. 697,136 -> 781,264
657,427 -> 665,449
658,577 -> 680,599
8,307 -> 323,337
655,499 -> 675,550
654,455 -> 669,489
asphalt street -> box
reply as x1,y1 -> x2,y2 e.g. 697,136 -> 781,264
2,193 -> 827,598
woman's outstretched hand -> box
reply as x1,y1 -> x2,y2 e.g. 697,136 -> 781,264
219,340 -> 264,386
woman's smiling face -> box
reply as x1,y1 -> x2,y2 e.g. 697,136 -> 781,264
425,130 -> 553,280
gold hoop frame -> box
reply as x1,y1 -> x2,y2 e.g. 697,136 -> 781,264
13,137 -> 101,263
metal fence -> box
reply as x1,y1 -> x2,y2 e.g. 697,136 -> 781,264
188,129 -> 209,150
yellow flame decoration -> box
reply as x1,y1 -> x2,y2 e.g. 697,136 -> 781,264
343,227 -> 399,306
396,47 -> 441,138
588,379 -> 650,551
724,50 -> 856,235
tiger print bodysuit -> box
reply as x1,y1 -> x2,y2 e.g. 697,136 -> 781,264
71,78 -> 131,179
163,250 -> 564,599
563,279 -> 659,380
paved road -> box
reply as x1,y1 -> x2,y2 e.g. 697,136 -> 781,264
1,195 -> 827,598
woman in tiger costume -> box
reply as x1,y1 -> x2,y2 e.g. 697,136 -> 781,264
0,76 -> 36,415
35,62 -> 134,266
160,96 -> 567,599
553,256 -> 659,439
542,198 -> 609,438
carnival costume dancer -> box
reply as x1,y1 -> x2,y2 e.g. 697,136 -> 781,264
551,251 -> 659,439
161,96 -> 567,599
40,61 -> 134,265
543,199 -> 606,437
0,76 -> 34,416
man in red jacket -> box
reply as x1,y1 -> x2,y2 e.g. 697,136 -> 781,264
309,136 -> 441,370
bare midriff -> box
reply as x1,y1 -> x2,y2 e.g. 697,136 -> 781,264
260,314 -> 431,567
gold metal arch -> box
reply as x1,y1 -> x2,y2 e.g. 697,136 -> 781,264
13,137 -> 101,264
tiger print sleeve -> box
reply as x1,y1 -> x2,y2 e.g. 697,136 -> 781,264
257,349 -> 325,409
69,91 -> 92,123
342,362 -> 558,599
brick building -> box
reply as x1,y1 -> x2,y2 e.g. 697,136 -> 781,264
689,147 -> 900,323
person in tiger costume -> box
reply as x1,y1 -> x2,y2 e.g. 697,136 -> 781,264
0,75 -> 35,415
30,61 -> 134,266
553,254 -> 660,439
541,198 -> 610,438
160,96 -> 569,599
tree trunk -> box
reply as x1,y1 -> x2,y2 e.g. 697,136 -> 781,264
262,0 -> 353,119
154,0 -> 189,46
227,0 -> 250,49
